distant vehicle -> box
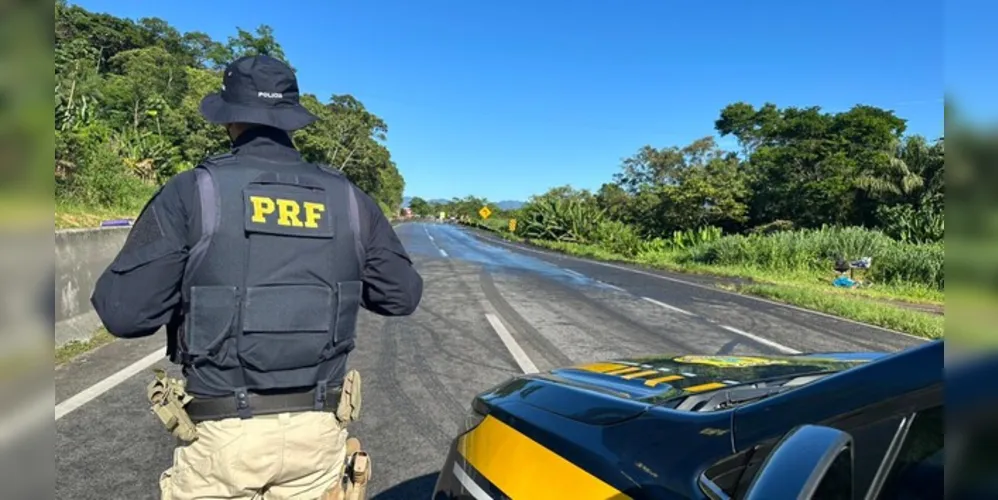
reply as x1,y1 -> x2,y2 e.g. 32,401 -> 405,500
432,340 -> 942,499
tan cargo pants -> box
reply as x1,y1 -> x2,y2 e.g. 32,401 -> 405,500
159,411 -> 348,499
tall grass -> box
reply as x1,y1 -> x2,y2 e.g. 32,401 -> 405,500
470,205 -> 944,293
684,226 -> 943,290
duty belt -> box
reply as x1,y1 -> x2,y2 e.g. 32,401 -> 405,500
186,386 -> 343,423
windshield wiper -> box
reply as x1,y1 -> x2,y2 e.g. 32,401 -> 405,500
714,386 -> 791,410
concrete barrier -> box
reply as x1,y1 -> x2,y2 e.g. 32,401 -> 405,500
54,227 -> 130,347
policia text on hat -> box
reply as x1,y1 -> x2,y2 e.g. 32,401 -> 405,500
90,55 -> 424,500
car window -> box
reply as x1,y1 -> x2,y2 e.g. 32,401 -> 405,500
845,415 -> 906,495
710,388 -> 940,500
875,405 -> 943,500
811,444 -> 853,500
719,416 -> 904,499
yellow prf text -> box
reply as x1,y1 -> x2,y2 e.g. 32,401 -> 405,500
250,196 -> 325,228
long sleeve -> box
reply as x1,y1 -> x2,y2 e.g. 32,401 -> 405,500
91,171 -> 194,338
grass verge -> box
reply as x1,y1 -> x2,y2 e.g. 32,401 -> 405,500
55,328 -> 116,366
717,283 -> 943,339
55,200 -> 140,230
466,223 -> 944,339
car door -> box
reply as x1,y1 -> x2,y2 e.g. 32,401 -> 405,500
699,381 -> 942,499
865,403 -> 943,500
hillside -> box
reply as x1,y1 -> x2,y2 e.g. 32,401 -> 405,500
55,1 -> 406,227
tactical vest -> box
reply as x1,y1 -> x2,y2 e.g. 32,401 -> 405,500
175,153 -> 365,413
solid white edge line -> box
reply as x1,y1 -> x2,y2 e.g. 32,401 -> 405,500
55,347 -> 166,421
641,296 -> 696,317
452,462 -> 494,500
474,234 -> 925,341
720,325 -> 801,354
485,313 -> 538,374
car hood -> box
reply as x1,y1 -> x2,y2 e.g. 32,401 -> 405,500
541,352 -> 886,402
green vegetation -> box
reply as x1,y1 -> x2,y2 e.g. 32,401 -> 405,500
55,328 -> 116,366
53,2 -> 965,341
55,1 -> 406,228
433,103 -> 946,338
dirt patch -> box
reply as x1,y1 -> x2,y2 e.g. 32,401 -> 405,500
873,299 -> 944,316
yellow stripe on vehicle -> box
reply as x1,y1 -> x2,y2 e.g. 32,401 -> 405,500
576,362 -> 629,374
606,366 -> 642,376
643,375 -> 682,387
458,415 -> 631,500
621,369 -> 659,380
684,382 -> 728,393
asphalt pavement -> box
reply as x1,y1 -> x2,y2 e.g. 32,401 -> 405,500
54,222 -> 926,499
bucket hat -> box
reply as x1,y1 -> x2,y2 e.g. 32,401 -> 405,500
199,54 -> 318,131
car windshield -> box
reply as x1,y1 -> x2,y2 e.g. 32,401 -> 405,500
644,368 -> 848,412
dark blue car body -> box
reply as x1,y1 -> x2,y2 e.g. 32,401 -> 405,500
432,340 -> 943,499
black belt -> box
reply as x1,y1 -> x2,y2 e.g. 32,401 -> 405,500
186,386 -> 342,422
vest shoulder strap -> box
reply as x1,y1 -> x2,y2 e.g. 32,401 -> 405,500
345,181 -> 365,271
315,163 -> 365,269
185,165 -> 220,285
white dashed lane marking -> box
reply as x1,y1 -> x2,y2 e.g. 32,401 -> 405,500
641,296 -> 696,317
485,313 -> 538,374
718,325 -> 801,354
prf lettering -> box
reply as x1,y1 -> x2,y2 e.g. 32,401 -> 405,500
250,196 -> 325,228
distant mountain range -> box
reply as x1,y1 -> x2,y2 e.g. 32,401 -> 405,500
402,197 -> 524,210
493,200 -> 525,210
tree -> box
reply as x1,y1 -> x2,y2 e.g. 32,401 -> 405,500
54,5 -> 409,215
503,100 -> 942,245
715,101 -> 909,229
225,25 -> 287,64
408,197 -> 431,216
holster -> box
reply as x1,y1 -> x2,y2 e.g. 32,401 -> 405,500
322,437 -> 371,500
146,368 -> 198,442
343,437 -> 371,500
335,370 -> 362,425
323,370 -> 369,500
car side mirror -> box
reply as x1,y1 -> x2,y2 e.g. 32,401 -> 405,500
698,424 -> 854,500
745,424 -> 854,500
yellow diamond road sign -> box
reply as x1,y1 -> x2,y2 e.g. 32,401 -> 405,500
479,206 -> 492,219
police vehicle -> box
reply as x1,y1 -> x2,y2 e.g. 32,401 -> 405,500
432,340 -> 942,499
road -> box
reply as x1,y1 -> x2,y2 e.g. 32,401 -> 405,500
54,222 -> 925,499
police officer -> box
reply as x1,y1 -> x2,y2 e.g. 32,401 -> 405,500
91,54 -> 423,499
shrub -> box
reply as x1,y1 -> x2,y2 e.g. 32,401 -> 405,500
519,196 -> 605,243
594,220 -> 643,257
688,226 -> 943,289
749,219 -> 795,235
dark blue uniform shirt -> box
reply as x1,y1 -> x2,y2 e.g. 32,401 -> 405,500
91,127 -> 423,339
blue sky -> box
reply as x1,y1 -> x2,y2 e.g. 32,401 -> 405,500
73,0 -> 987,202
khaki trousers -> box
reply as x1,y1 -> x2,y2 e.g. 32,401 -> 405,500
159,411 -> 348,500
